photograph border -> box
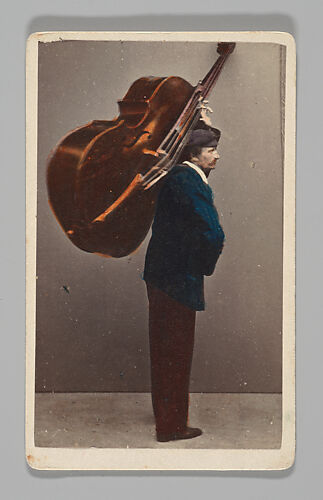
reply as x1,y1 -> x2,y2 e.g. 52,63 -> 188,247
25,30 -> 295,471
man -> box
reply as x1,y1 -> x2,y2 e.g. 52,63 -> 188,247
143,125 -> 225,442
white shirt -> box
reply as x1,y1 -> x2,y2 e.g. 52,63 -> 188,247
182,160 -> 209,185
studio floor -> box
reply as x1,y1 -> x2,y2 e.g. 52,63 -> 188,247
34,392 -> 282,449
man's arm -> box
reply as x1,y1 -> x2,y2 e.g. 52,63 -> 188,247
167,171 -> 225,276
187,188 -> 225,276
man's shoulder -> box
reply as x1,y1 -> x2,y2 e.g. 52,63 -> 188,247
171,163 -> 198,176
167,164 -> 204,186
166,164 -> 212,198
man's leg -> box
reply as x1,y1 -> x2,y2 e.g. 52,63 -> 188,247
146,283 -> 200,440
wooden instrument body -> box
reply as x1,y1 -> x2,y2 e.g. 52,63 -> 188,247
47,76 -> 194,257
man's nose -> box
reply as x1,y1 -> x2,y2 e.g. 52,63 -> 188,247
214,149 -> 220,159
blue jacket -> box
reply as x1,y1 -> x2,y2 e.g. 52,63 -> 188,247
143,164 -> 225,311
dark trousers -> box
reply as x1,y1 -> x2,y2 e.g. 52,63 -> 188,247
146,282 -> 196,434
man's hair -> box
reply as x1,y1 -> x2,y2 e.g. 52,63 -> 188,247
180,145 -> 203,163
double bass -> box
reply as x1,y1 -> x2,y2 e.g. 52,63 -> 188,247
47,42 -> 235,258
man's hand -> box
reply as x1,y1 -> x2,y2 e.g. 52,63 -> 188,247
200,101 -> 213,127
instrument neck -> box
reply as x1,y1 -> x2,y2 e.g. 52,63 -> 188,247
143,43 -> 235,189
167,47 -> 234,152
200,53 -> 228,99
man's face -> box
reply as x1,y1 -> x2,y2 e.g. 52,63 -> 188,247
191,147 -> 220,177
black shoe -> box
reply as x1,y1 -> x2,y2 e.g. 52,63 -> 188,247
157,427 -> 202,442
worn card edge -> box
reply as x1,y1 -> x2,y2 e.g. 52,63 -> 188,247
25,30 -> 296,471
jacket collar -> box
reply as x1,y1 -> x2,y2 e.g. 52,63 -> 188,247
182,161 -> 208,185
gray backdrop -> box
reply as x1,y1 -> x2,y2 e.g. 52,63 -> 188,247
36,41 -> 284,393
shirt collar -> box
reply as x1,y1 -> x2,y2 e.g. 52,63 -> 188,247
182,160 -> 208,185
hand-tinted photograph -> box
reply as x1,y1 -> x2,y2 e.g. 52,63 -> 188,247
26,32 -> 295,470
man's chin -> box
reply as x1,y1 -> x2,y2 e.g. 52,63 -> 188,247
205,166 -> 216,176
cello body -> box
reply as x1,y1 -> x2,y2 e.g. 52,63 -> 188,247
47,76 -> 194,257
47,42 -> 235,258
